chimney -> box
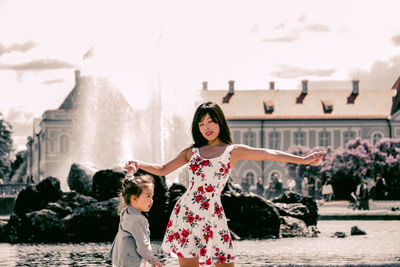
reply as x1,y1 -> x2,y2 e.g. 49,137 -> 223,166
74,69 -> 81,87
352,80 -> 359,95
228,80 -> 235,94
301,79 -> 308,94
269,81 -> 275,90
202,81 -> 208,90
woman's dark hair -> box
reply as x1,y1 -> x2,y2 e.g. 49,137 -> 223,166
191,101 -> 232,147
118,174 -> 154,214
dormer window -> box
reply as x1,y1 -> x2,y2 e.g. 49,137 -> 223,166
322,100 -> 333,113
264,101 -> 274,114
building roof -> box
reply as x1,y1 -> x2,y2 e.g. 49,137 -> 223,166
200,88 -> 397,120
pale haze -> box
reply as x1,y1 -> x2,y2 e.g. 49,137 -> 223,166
1,0 -> 400,152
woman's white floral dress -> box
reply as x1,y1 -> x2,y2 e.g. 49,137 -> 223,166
161,145 -> 236,265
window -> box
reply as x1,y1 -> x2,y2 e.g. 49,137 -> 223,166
293,131 -> 306,146
269,132 -> 281,149
318,131 -> 331,147
233,131 -> 241,144
243,131 -> 256,147
60,135 -> 70,154
343,131 -> 356,146
246,172 -> 255,185
372,132 -> 383,145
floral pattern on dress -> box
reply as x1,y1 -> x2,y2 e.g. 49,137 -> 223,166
161,145 -> 236,265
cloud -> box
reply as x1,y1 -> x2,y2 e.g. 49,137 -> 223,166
0,40 -> 37,57
309,56 -> 400,90
391,34 -> 400,46
262,35 -> 300,43
305,23 -> 330,32
262,15 -> 330,43
5,108 -> 34,137
271,65 -> 336,79
0,59 -> 76,71
43,78 -> 65,85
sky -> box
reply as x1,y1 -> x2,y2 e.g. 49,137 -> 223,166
1,0 -> 400,152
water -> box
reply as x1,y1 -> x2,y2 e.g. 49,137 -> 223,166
1,220 -> 399,266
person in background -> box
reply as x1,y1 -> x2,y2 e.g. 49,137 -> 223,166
271,173 -> 283,198
374,173 -> 386,200
241,178 -> 250,194
314,176 -> 323,200
256,177 -> 264,196
287,177 -> 296,192
301,177 -> 309,197
356,180 -> 370,210
308,176 -> 316,199
322,177 -> 333,201
265,180 -> 274,200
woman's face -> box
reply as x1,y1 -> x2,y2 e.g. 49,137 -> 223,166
198,113 -> 220,143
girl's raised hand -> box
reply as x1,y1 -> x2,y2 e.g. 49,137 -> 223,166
124,161 -> 139,175
303,151 -> 327,165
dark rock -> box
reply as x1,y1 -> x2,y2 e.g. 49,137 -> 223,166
332,231 -> 347,238
36,176 -> 62,202
351,226 -> 366,235
23,209 -> 62,243
272,191 -> 318,226
222,181 -> 281,239
167,183 -> 187,208
59,191 -> 97,209
280,216 -> 308,238
92,169 -> 124,201
307,225 -> 320,237
1,214 -> 23,243
14,177 -> 62,217
67,163 -> 97,196
45,202 -> 73,218
61,198 -> 119,242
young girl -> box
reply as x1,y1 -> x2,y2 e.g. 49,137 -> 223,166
127,101 -> 325,267
110,173 -> 162,267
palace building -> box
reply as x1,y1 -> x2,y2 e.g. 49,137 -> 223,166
199,77 -> 400,188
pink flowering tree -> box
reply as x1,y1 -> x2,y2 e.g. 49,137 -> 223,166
372,138 -> 400,200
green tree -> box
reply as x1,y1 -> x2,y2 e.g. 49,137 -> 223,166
10,150 -> 28,183
0,113 -> 13,181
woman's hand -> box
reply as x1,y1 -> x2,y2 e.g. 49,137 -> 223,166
153,260 -> 162,267
124,161 -> 139,175
303,151 -> 327,165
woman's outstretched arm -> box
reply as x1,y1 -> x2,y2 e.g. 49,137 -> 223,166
126,147 -> 192,176
230,144 -> 326,167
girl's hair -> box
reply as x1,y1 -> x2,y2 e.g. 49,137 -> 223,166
118,174 -> 154,214
191,101 -> 232,147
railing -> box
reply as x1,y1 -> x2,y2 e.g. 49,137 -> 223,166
0,183 -> 30,196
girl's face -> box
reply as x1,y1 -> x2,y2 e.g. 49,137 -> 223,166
130,185 -> 154,212
198,113 -> 220,143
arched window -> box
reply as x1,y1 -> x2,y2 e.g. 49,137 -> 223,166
269,132 -> 281,149
293,131 -> 306,146
343,131 -> 356,146
318,131 -> 331,147
243,131 -> 256,147
245,172 -> 255,185
372,132 -> 383,145
60,135 -> 70,154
